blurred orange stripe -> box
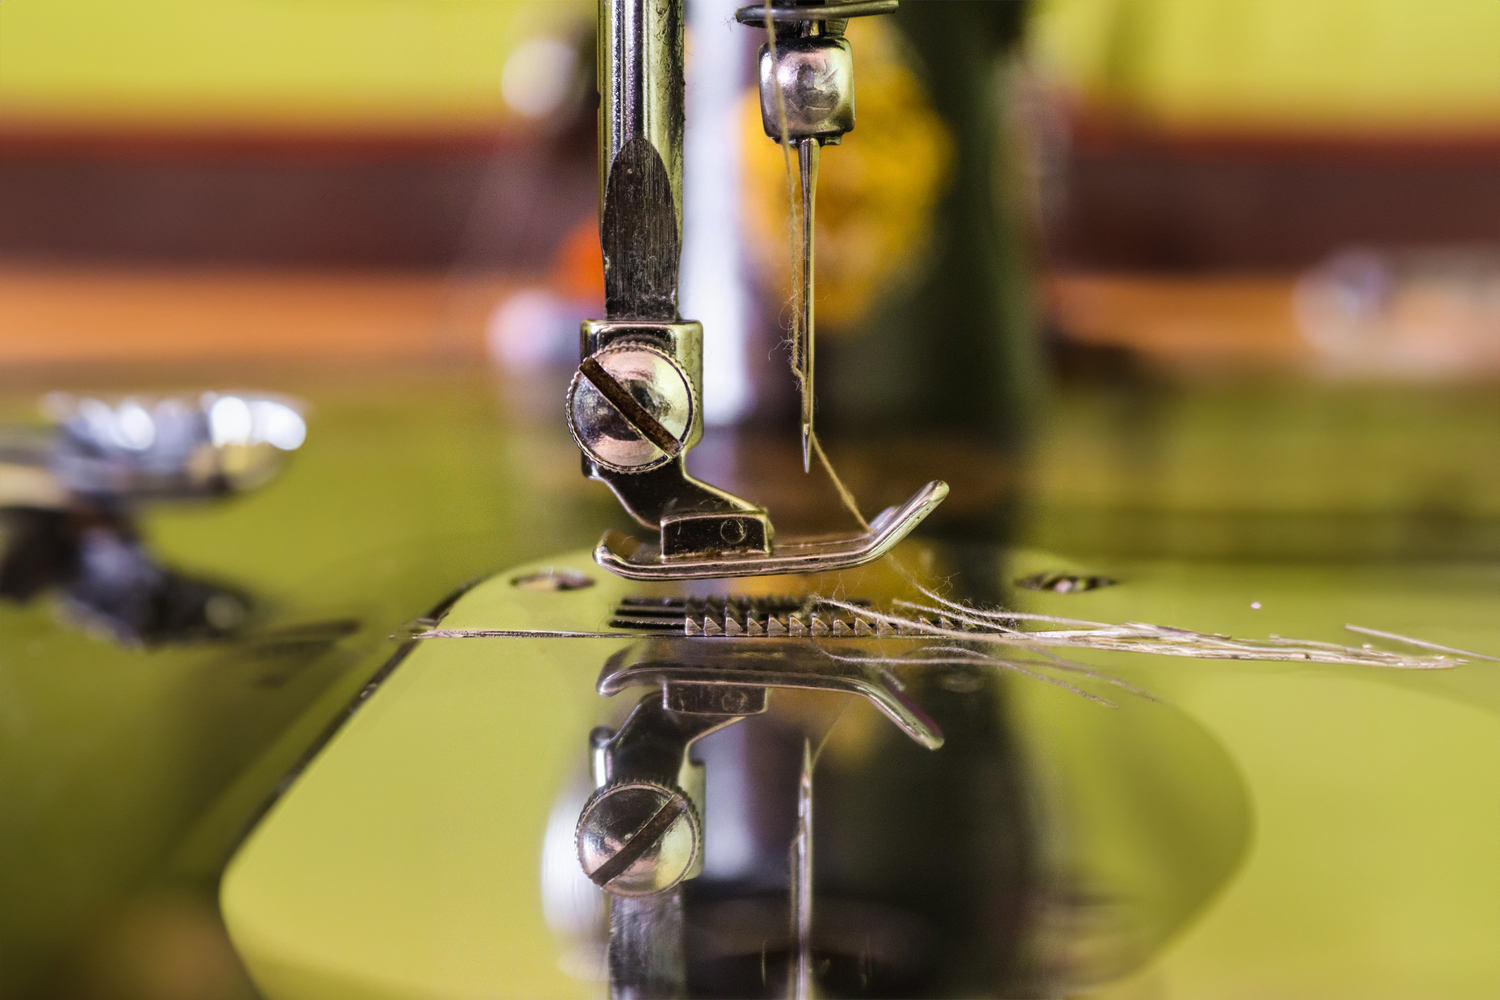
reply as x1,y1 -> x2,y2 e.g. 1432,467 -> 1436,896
1047,273 -> 1308,362
0,267 -> 510,364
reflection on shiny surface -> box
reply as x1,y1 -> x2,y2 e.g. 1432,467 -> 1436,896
519,546 -> 1252,997
0,509 -> 251,645
3,368 -> 1495,1000
40,392 -> 306,500
0,392 -> 307,646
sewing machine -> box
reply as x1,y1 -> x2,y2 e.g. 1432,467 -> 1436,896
217,3 -> 1244,997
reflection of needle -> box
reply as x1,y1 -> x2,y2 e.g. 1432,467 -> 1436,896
797,137 -> 819,473
789,737 -> 814,1000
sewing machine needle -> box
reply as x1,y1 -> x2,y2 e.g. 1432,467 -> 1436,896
798,138 -> 819,473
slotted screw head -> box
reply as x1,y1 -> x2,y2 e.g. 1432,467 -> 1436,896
575,780 -> 700,897
567,344 -> 693,474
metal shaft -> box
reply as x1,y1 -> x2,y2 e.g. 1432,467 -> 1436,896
608,892 -> 686,999
797,138 -> 819,472
788,737 -> 815,1000
598,0 -> 686,320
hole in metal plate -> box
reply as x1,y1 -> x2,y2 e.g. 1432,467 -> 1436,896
511,569 -> 596,592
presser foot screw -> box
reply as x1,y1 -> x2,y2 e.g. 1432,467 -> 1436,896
567,344 -> 694,475
575,780 -> 701,897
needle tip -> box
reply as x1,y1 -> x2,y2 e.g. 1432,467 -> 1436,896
801,424 -> 811,473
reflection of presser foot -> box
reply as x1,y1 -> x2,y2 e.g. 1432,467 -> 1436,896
595,480 -> 948,580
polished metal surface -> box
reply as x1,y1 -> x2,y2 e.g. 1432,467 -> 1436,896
598,636 -> 945,749
568,344 -> 694,474
734,0 -> 898,27
595,479 -> 948,580
575,319 -> 765,535
576,780 -> 701,896
580,0 -> 779,573
597,0 -> 684,263
797,136 -> 819,470
757,37 -> 855,142
579,690 -> 754,904
608,892 -> 687,1000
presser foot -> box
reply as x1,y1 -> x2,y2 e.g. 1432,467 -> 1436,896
594,479 -> 948,580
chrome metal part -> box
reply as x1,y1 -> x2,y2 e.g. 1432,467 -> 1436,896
797,137 -> 819,470
757,37 -> 855,143
597,0 -> 684,270
608,892 -> 687,1000
568,344 -> 694,474
742,3 -> 893,470
595,479 -> 949,580
734,0 -> 898,27
598,636 -> 945,749
578,0 -> 944,579
576,780 -> 700,897
578,622 -> 944,894
574,321 -> 769,543
581,0 -> 775,572
581,692 -> 758,901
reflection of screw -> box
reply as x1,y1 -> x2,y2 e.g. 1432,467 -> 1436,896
576,780 -> 700,897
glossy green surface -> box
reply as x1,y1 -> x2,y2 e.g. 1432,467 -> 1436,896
2,365 -> 1496,998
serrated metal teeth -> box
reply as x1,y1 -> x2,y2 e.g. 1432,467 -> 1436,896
670,595 -> 911,638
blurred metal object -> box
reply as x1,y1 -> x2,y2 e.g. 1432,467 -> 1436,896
574,0 -> 943,580
41,392 -> 305,504
1015,571 -> 1118,594
0,391 -> 302,644
734,0 -> 898,26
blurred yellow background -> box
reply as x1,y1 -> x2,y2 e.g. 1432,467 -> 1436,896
0,0 -> 591,137
1033,0 -> 1500,138
3,0 -> 1497,138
